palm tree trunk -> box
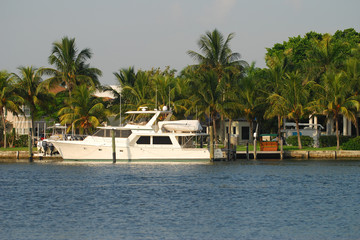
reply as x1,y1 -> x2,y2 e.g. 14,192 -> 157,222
295,119 -> 302,149
31,114 -> 35,149
212,117 -> 217,146
335,116 -> 340,150
1,108 -> 7,148
219,114 -> 224,144
228,118 -> 233,147
356,116 -> 359,137
277,115 -> 281,145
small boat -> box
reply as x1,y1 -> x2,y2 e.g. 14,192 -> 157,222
50,107 -> 214,162
159,120 -> 203,132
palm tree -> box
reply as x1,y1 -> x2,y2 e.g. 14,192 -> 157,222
114,66 -> 137,87
264,53 -> 289,143
309,71 -> 360,149
44,36 -> 102,96
104,67 -> 138,124
187,29 -> 247,78
58,84 -> 109,135
238,64 -> 265,142
344,55 -> 360,136
0,71 -> 23,148
151,74 -> 175,109
268,71 -> 312,149
187,29 -> 248,142
187,70 -> 224,142
12,66 -> 52,140
220,71 -> 243,143
121,71 -> 154,111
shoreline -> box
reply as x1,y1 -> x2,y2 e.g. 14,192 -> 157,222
1,150 -> 360,163
236,150 -> 360,160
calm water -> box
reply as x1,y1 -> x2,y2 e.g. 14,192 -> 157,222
1,160 -> 360,240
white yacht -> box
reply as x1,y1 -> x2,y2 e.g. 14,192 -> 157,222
51,107 -> 212,162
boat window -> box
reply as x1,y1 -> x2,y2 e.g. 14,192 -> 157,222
136,136 -> 150,144
116,130 -> 132,138
153,136 -> 172,145
93,129 -> 131,138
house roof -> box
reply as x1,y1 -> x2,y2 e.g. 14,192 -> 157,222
94,85 -> 121,99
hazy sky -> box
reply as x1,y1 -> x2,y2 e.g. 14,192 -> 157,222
1,0 -> 359,85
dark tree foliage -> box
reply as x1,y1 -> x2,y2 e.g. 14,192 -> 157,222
266,28 -> 360,71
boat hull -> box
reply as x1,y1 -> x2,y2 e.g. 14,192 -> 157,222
52,141 -> 210,162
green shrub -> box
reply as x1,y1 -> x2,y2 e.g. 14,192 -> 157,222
286,135 -> 314,147
13,135 -> 28,147
319,135 -> 352,147
342,136 -> 360,150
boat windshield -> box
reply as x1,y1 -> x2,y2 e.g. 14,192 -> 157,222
127,113 -> 152,125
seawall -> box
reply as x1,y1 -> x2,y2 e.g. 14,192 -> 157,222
0,151 -> 62,163
236,150 -> 360,160
2,150 -> 360,163
284,150 -> 360,160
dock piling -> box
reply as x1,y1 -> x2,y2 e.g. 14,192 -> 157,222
280,139 -> 283,160
253,138 -> 257,160
246,142 -> 249,160
227,132 -> 230,161
112,129 -> 116,163
28,128 -> 33,162
209,126 -> 214,161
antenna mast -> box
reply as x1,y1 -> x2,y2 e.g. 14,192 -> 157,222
155,86 -> 158,110
168,86 -> 171,110
119,88 -> 122,126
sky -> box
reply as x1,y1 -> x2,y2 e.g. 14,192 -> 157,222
1,0 -> 359,85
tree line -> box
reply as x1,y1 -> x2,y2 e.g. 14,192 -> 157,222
1,28 -> 360,150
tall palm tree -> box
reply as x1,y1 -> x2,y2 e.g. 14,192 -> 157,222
104,67 -> 138,123
264,53 -> 289,143
0,71 -> 23,148
12,66 -> 52,139
344,55 -> 360,136
187,29 -> 247,78
114,66 -> 137,87
238,64 -> 264,142
187,29 -> 248,142
268,71 -> 312,149
44,36 -> 102,96
221,71 -> 243,142
187,70 -> 224,142
58,84 -> 109,135
151,74 -> 175,109
309,71 -> 360,149
121,71 -> 154,111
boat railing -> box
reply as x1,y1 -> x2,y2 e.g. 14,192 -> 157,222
46,134 -> 87,141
